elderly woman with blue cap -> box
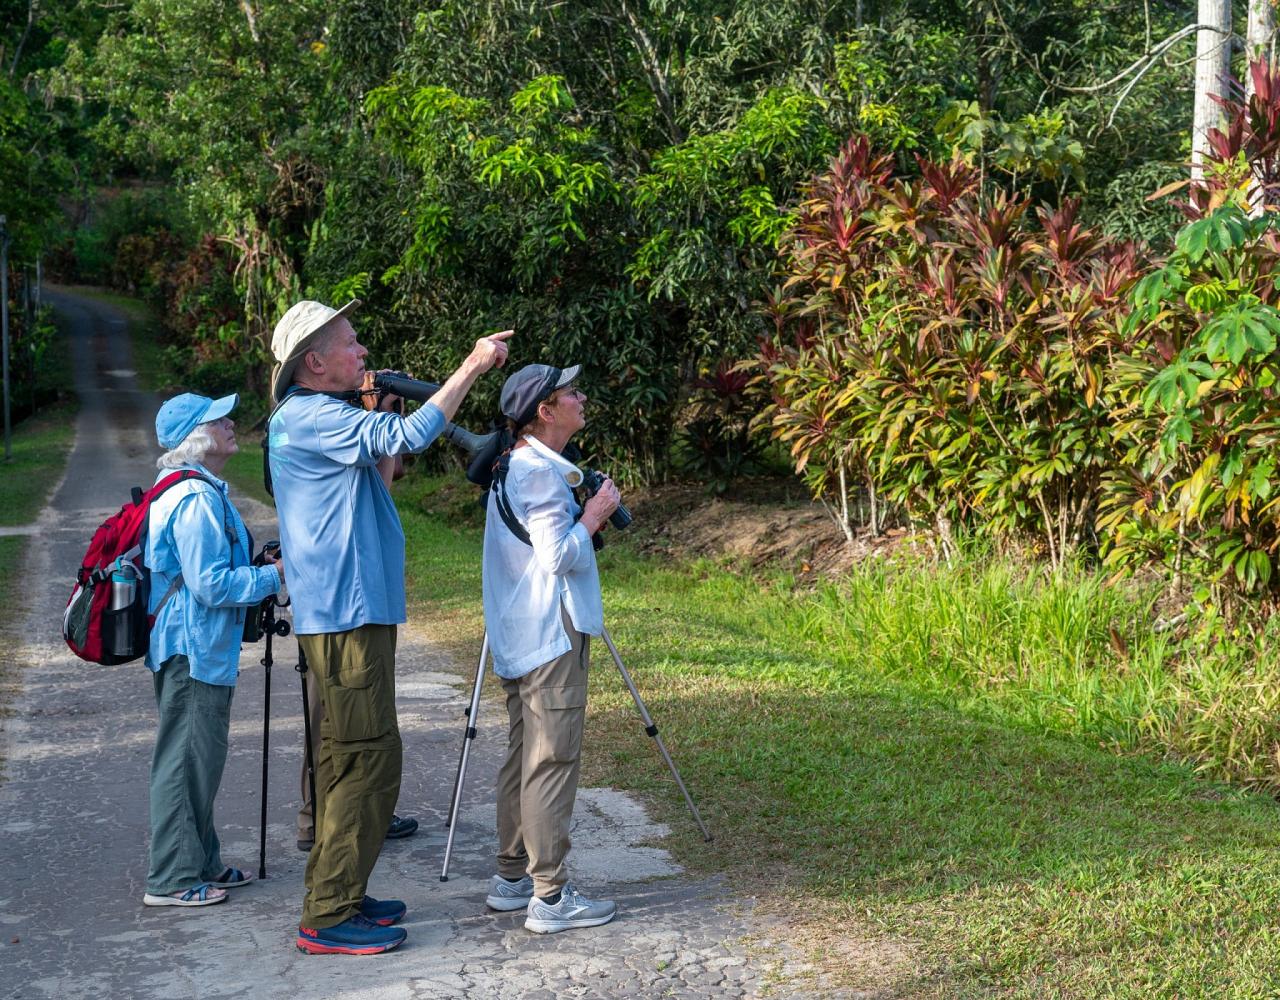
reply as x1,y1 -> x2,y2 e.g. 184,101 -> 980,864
140,392 -> 284,908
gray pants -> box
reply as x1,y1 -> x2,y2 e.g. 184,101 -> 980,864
146,654 -> 234,895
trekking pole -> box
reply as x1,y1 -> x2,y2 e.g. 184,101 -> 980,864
257,595 -> 290,880
297,645 -> 317,849
440,632 -> 489,882
600,627 -> 712,842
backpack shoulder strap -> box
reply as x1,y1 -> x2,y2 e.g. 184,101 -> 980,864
491,447 -> 600,553
156,471 -> 233,541
492,453 -> 532,547
141,470 -> 235,615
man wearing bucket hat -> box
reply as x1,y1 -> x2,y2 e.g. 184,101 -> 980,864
268,298 -> 511,955
481,363 -> 622,933
142,393 -> 284,908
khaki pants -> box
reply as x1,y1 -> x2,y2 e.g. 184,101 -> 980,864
298,624 -> 401,930
495,609 -> 589,898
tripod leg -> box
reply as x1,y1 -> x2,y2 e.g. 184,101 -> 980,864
600,627 -> 712,842
258,633 -> 272,880
440,633 -> 489,882
298,646 -> 317,846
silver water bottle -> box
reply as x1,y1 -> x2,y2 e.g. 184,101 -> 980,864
110,562 -> 136,610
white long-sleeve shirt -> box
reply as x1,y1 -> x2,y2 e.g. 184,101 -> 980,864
482,435 -> 603,679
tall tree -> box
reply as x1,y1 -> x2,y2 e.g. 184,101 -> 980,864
1192,0 -> 1233,180
1247,0 -> 1276,97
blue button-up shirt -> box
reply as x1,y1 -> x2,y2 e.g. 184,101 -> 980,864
482,436 -> 604,679
144,465 -> 281,686
268,391 -> 447,635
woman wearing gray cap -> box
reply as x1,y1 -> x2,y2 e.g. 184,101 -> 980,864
481,363 -> 622,933
140,393 -> 284,908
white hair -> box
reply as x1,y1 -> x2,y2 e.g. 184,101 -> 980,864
157,423 -> 219,470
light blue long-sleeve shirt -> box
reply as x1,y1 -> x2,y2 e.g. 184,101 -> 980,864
144,466 -> 281,686
268,391 -> 447,635
482,436 -> 603,679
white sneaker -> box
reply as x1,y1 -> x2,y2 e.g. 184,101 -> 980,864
485,874 -> 534,911
524,882 -> 616,934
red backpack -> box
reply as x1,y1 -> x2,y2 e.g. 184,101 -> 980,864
62,470 -> 218,665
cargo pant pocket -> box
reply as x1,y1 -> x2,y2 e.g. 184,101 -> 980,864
325,660 -> 394,743
530,685 -> 587,764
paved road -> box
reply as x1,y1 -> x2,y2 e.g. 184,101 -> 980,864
0,289 -> 864,999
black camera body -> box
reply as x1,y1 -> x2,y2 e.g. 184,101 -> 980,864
243,541 -> 289,644
580,469 -> 632,531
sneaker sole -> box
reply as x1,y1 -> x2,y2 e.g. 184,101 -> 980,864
142,892 -> 227,908
524,911 -> 617,934
486,894 -> 534,912
295,935 -> 405,955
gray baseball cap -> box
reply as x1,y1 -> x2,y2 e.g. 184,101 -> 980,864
500,363 -> 582,428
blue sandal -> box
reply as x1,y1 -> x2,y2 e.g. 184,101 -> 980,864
208,867 -> 255,889
142,883 -> 228,907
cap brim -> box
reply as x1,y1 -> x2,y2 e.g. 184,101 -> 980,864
554,364 -> 582,389
202,393 -> 239,424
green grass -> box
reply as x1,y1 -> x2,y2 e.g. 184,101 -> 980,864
221,443 -> 275,508
0,400 -> 78,527
0,339 -> 78,708
392,470 -> 1280,998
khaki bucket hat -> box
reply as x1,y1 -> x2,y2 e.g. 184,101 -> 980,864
269,299 -> 361,402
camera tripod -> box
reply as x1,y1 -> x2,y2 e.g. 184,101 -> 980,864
439,625 -> 712,882
252,591 -> 292,880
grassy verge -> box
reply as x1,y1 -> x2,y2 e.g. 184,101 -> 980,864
0,330 -> 78,721
0,399 -> 77,528
393,470 -> 1280,998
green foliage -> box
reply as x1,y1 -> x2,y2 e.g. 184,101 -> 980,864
758,136 -> 1144,561
674,360 -> 761,492
358,0 -> 850,474
937,101 -> 1085,188
1100,204 -> 1280,598
54,0 -> 1204,484
1,298 -> 67,423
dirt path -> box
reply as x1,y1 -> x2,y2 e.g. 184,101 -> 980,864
0,289 -> 866,999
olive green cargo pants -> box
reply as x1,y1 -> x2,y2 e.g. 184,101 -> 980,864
298,624 -> 400,930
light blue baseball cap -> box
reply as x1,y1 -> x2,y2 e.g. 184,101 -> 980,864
156,392 -> 239,450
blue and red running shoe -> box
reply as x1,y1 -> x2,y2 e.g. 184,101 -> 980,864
296,914 -> 406,955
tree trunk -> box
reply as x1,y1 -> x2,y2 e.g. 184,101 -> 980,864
1246,1 -> 1275,212
1192,0 -> 1234,181
1247,0 -> 1276,78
